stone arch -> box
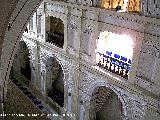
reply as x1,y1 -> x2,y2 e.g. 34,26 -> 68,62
0,0 -> 44,104
46,16 -> 64,33
40,50 -> 67,75
21,36 -> 39,87
39,48 -> 74,110
45,16 -> 64,48
81,81 -> 127,120
11,40 -> 31,82
45,56 -> 64,107
45,9 -> 67,50
46,10 -> 66,25
47,53 -> 74,110
44,55 -> 64,86
90,86 -> 112,112
21,38 -> 37,61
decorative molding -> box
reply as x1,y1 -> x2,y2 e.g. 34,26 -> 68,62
79,68 -> 159,119
45,2 -> 66,14
21,36 -> 37,63
18,1 -> 160,119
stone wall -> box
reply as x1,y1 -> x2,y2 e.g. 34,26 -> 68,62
42,1 -> 160,97
1,0 -> 160,120
22,34 -> 77,119
20,1 -> 160,119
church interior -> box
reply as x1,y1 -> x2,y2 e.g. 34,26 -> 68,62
0,0 -> 160,120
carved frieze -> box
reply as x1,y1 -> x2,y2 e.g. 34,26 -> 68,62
45,2 -> 66,14
39,46 -> 75,92
79,67 -> 160,120
20,1 -> 160,119
21,36 -> 37,63
142,0 -> 160,17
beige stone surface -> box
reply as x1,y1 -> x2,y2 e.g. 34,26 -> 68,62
0,0 -> 160,120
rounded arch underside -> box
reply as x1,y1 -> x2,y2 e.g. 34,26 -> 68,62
81,80 -> 128,118
1,0 -> 44,85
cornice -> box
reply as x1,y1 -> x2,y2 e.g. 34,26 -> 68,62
45,0 -> 160,37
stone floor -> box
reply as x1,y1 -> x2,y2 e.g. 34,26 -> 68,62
3,80 -> 49,120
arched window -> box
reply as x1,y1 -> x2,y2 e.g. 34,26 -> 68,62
46,57 -> 64,107
89,86 -> 123,120
10,41 -> 31,87
46,16 -> 64,48
98,0 -> 139,12
96,31 -> 134,79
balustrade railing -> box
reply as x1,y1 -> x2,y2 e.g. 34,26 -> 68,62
96,52 -> 132,79
46,31 -> 64,48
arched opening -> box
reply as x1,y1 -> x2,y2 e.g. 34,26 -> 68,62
89,86 -> 123,120
46,16 -> 64,48
1,0 -> 46,116
96,31 -> 134,79
10,41 -> 31,87
94,0 -> 140,12
46,57 -> 64,107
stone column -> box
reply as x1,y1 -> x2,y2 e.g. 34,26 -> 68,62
34,42 -> 41,90
40,67 -> 46,96
33,12 -> 37,36
79,101 -> 85,120
63,8 -> 68,52
67,92 -> 72,113
39,48 -> 47,96
80,15 -> 99,65
62,62 -> 75,117
40,2 -> 45,41
29,17 -> 33,32
67,7 -> 82,57
63,70 -> 71,112
41,12 -> 46,42
30,61 -> 36,85
37,14 -> 42,38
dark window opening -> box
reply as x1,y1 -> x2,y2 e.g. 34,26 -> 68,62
10,41 -> 31,87
46,57 -> 64,108
90,87 -> 123,120
46,16 -> 64,48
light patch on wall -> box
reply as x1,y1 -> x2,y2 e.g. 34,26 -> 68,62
100,0 -> 140,12
96,31 -> 134,60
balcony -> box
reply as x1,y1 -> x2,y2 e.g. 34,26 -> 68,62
46,31 -> 64,48
96,51 -> 131,79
